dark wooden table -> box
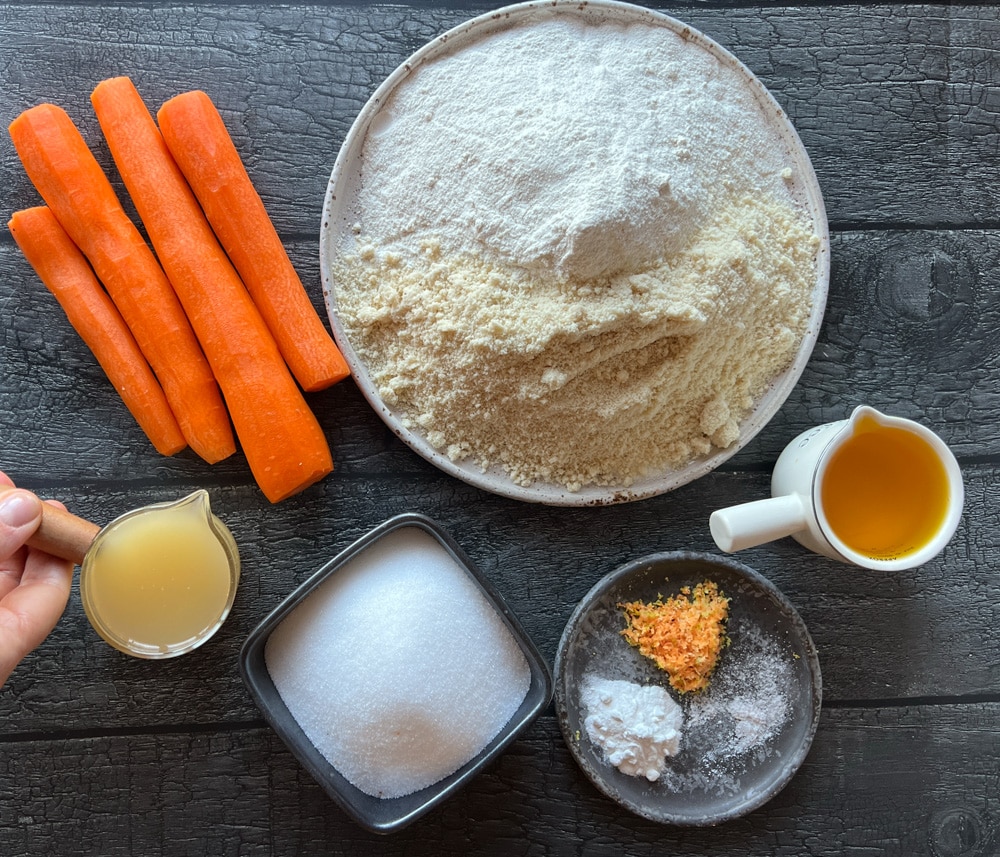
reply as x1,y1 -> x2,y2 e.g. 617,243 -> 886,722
2,2 -> 998,854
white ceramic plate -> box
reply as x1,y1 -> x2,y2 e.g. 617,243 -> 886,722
320,0 -> 830,506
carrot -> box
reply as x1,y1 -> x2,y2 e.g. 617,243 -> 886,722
8,206 -> 187,457
8,103 -> 235,465
91,76 -> 332,502
157,90 -> 350,392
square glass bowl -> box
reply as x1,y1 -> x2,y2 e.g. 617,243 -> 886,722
239,512 -> 552,833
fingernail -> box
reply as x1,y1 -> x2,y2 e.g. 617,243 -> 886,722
0,491 -> 41,528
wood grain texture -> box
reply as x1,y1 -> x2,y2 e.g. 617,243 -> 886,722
2,705 -> 1000,856
4,5 -> 1000,232
1,1 -> 998,854
0,461 -> 993,729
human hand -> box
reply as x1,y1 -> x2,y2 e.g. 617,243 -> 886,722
0,472 -> 74,687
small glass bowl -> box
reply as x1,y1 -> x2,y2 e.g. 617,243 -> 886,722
80,490 -> 240,659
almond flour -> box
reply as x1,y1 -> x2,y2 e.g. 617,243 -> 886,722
334,13 -> 820,491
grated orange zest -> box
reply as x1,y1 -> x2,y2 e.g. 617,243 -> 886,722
619,580 -> 730,694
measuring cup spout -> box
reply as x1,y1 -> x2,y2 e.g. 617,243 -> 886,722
846,404 -> 891,433
710,494 -> 809,553
172,488 -> 211,517
146,490 -> 241,583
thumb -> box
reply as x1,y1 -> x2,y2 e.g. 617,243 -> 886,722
0,490 -> 43,556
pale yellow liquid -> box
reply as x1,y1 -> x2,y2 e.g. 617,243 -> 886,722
85,501 -> 234,653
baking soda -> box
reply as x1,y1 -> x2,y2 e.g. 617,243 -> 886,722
581,677 -> 684,781
264,526 -> 531,799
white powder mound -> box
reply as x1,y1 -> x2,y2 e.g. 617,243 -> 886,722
335,13 -> 821,491
356,17 -> 801,282
264,527 -> 531,799
581,677 -> 684,781
577,625 -> 797,797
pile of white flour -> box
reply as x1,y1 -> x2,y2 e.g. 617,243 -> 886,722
335,13 -> 820,490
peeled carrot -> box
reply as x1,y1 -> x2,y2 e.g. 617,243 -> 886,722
8,103 -> 235,464
8,206 -> 187,457
91,76 -> 332,502
158,90 -> 350,392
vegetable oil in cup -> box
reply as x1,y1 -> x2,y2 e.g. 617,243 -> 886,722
710,405 -> 963,570
818,414 -> 952,561
80,490 -> 240,659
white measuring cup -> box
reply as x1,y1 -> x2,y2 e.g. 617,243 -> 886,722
709,405 -> 964,570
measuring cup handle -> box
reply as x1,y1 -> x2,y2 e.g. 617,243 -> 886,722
0,486 -> 99,565
709,494 -> 809,553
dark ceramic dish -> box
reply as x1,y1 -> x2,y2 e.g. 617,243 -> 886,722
240,512 -> 553,834
554,551 -> 821,826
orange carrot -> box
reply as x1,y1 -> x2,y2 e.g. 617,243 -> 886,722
158,90 -> 350,392
8,206 -> 187,457
8,103 -> 235,464
91,76 -> 332,502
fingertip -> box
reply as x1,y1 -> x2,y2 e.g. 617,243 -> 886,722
0,490 -> 42,530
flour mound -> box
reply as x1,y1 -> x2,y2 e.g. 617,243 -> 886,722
335,14 -> 821,491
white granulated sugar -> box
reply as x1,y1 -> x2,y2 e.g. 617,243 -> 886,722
264,526 -> 530,799
335,13 -> 821,491
581,677 -> 683,781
